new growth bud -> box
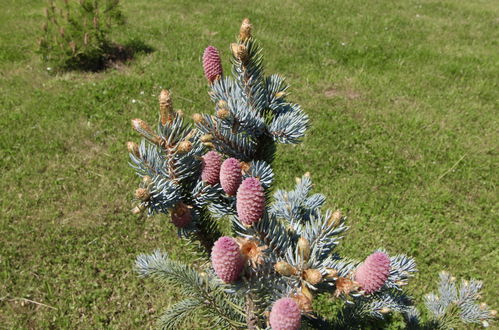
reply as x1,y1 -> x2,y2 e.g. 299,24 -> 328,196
142,175 -> 152,186
200,134 -> 213,142
297,237 -> 311,261
127,141 -> 140,158
303,269 -> 322,285
192,113 -> 204,124
216,108 -> 230,119
217,99 -> 228,109
239,18 -> 252,41
177,141 -> 192,153
131,204 -> 146,215
135,188 -> 150,201
274,261 -> 298,276
328,210 -> 342,227
380,307 -> 391,314
131,118 -> 161,145
231,43 -> 248,62
159,89 -> 173,125
275,91 -> 286,99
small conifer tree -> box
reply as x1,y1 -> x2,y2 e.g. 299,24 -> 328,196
39,0 -> 126,71
127,19 -> 495,329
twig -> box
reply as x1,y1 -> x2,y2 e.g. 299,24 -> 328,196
9,298 -> 58,310
437,154 -> 467,181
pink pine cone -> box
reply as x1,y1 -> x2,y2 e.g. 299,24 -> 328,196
355,251 -> 391,294
201,151 -> 222,185
203,46 -> 223,83
220,158 -> 242,195
236,177 -> 265,225
269,298 -> 301,330
211,236 -> 244,283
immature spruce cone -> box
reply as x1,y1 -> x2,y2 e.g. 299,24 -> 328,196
355,252 -> 391,294
220,158 -> 242,195
202,46 -> 223,83
269,298 -> 301,330
211,236 -> 244,283
171,203 -> 192,228
236,177 -> 265,225
201,151 -> 222,185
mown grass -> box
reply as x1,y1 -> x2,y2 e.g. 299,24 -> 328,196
0,0 -> 497,328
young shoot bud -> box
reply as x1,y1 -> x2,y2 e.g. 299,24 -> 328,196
217,99 -> 228,110
240,161 -> 251,174
131,118 -> 161,145
142,175 -> 152,186
83,33 -> 89,45
192,113 -> 204,124
292,293 -> 313,313
184,129 -> 197,141
275,91 -> 286,99
303,269 -> 322,285
380,307 -> 391,314
274,261 -> 297,276
177,140 -> 192,153
301,282 -> 313,301
231,43 -> 248,62
200,134 -> 213,143
297,237 -> 311,261
135,188 -> 150,201
203,142 -> 215,149
325,268 -> 338,279
239,18 -> 252,41
159,89 -> 173,125
328,210 -> 342,227
126,141 -> 140,158
59,27 -> 65,38
216,108 -> 230,119
131,204 -> 146,214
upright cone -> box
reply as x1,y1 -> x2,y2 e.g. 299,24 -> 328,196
202,46 -> 223,83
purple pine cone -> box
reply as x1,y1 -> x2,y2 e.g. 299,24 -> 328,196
236,177 -> 265,225
355,251 -> 391,294
201,151 -> 222,185
220,158 -> 242,195
203,46 -> 223,83
211,236 -> 244,283
269,298 -> 301,330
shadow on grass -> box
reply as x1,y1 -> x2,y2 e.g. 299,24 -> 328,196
59,38 -> 154,72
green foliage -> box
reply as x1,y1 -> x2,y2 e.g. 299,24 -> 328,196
136,251 -> 246,329
38,0 -> 125,71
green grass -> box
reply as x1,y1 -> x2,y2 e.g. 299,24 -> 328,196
1,0 -> 497,328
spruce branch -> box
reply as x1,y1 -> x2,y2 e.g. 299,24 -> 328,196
157,298 -> 202,330
136,251 -> 245,328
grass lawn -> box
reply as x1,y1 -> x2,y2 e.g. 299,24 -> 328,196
0,0 -> 497,328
